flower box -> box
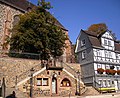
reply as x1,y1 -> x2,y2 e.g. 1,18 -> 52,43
105,69 -> 116,75
97,68 -> 104,74
117,70 -> 120,75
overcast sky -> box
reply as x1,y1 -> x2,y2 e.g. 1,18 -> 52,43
31,0 -> 120,44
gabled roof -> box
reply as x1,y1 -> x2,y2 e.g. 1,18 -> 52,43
81,29 -> 120,51
82,29 -> 107,38
82,30 -> 98,37
88,35 -> 102,47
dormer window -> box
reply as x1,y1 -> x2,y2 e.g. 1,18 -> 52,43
27,7 -> 32,12
81,39 -> 85,46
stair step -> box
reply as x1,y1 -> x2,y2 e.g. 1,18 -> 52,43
82,86 -> 100,96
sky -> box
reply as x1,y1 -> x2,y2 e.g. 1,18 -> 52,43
30,0 -> 120,44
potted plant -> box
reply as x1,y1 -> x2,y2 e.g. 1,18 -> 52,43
105,69 -> 116,75
97,68 -> 104,74
117,70 -> 120,75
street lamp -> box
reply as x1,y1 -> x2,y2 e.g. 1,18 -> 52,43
30,68 -> 34,98
77,70 -> 80,96
75,70 -> 81,96
75,76 -> 78,95
1,67 -> 7,98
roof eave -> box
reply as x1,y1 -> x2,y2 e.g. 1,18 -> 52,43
0,0 -> 27,12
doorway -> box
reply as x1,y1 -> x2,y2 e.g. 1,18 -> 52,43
114,80 -> 118,91
52,78 -> 57,94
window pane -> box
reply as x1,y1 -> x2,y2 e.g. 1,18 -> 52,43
105,65 -> 110,69
104,39 -> 107,45
108,40 -> 111,46
61,78 -> 71,87
81,39 -> 85,46
103,80 -> 107,87
37,78 -> 42,86
82,51 -> 86,59
43,78 -> 48,86
97,64 -> 101,68
98,80 -> 102,87
107,80 -> 111,87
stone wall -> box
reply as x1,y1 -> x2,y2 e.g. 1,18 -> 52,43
0,2 -> 23,51
0,57 -> 41,87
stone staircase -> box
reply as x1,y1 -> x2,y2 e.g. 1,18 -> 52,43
63,62 -> 78,77
82,86 -> 100,96
5,87 -> 27,98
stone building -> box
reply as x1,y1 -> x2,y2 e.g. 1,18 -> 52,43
0,57 -> 85,97
0,0 -> 75,63
75,29 -> 120,92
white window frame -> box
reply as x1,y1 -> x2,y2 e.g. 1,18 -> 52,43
37,78 -> 49,86
117,66 -> 120,70
105,64 -> 110,69
107,80 -> 111,87
97,64 -> 102,68
82,51 -> 86,59
103,80 -> 107,87
37,78 -> 42,86
42,78 -> 48,86
104,39 -> 107,45
108,40 -> 111,46
109,51 -> 112,58
98,79 -> 102,87
81,39 -> 86,46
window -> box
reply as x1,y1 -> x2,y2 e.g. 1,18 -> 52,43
98,80 -> 102,87
105,65 -> 110,69
37,78 -> 42,86
103,80 -> 107,87
97,64 -> 102,68
112,81 -> 114,84
108,40 -> 111,46
37,78 -> 48,86
43,78 -> 48,86
109,51 -> 112,58
104,39 -> 107,45
13,15 -> 20,26
81,39 -> 85,46
110,65 -> 114,69
107,80 -> 111,87
82,51 -> 86,59
105,50 -> 109,57
96,50 -> 101,56
117,66 -> 120,70
116,54 -> 119,59
61,78 -> 71,87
